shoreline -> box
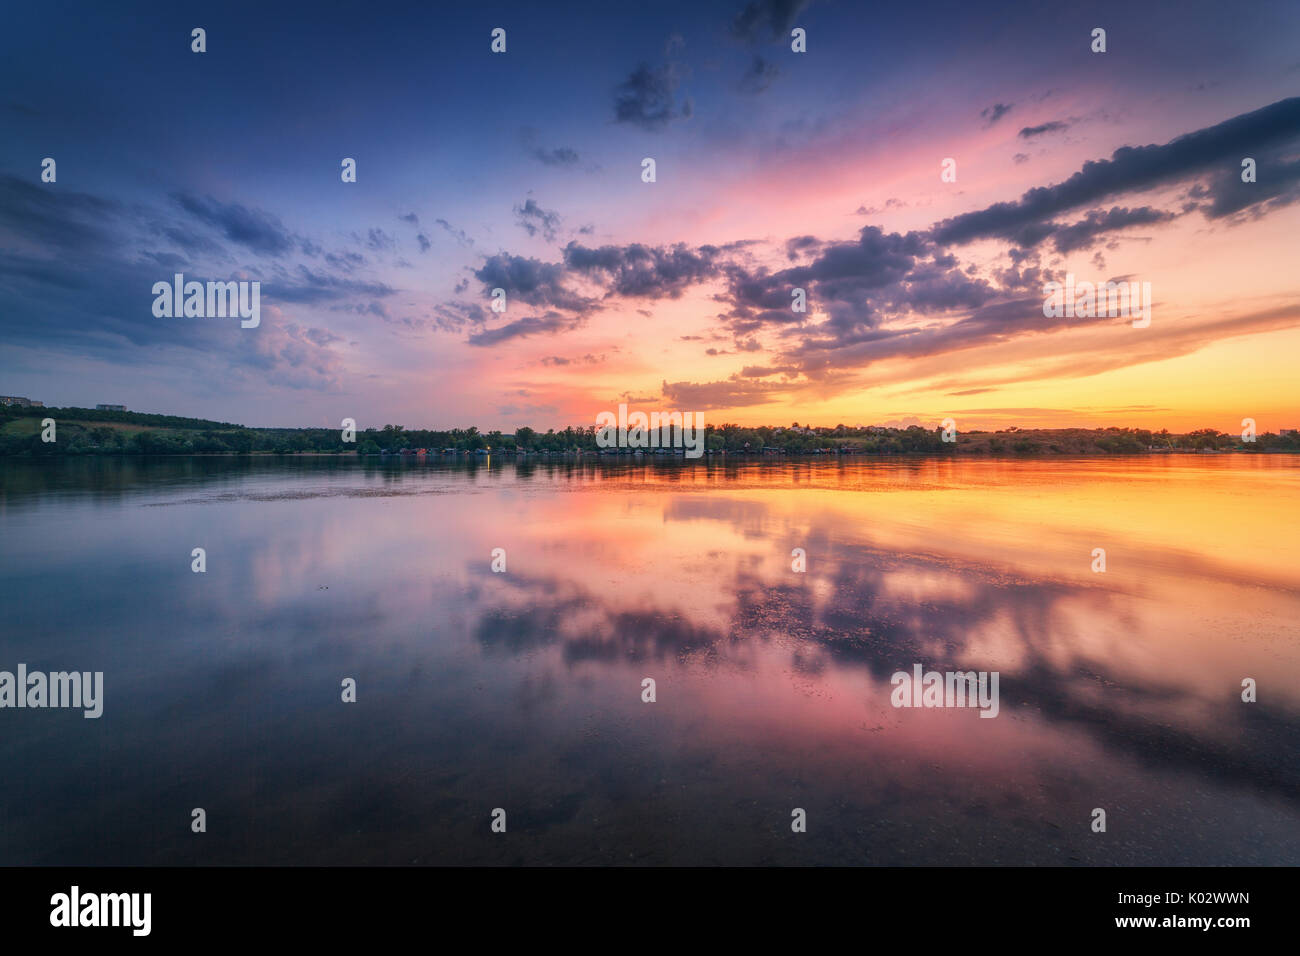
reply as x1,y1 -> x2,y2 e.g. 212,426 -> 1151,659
5,448 -> 1299,461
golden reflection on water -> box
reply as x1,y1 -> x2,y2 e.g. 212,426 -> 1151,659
1,455 -> 1297,864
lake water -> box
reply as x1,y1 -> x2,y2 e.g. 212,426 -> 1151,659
1,455 -> 1297,865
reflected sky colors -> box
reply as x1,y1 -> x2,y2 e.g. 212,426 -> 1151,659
1,456 -> 1296,864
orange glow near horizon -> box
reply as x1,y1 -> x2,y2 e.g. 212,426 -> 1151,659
405,145 -> 1300,435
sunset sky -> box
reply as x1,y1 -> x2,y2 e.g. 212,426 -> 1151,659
2,0 -> 1298,432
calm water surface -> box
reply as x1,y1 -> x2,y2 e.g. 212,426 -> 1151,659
1,455 -> 1297,865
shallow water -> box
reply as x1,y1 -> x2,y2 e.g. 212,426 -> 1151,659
1,455 -> 1297,865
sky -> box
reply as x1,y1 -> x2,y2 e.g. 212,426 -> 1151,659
1,0 -> 1298,432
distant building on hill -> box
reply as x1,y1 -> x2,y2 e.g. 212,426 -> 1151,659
1281,428 -> 1298,437
96,404 -> 128,411
1,396 -> 43,408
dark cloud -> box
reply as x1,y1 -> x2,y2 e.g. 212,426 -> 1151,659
1199,155 -> 1300,219
396,211 -> 432,252
467,311 -> 582,346
932,96 -> 1300,246
431,301 -> 488,334
1048,206 -> 1176,253
324,250 -> 365,272
738,364 -> 800,378
269,266 -> 396,305
981,102 -> 1014,126
564,240 -> 723,298
435,218 -> 473,247
519,127 -> 590,169
0,177 -> 402,395
0,175 -> 121,255
0,179 -> 233,361
1019,120 -> 1070,138
854,198 -> 907,217
364,228 -> 396,252
514,198 -> 562,242
172,193 -> 294,256
730,0 -> 810,43
473,253 -> 593,312
784,235 -> 823,259
451,97 -> 1300,402
613,62 -> 688,130
149,221 -> 225,257
784,294 -> 1112,381
540,353 -> 605,367
721,226 -> 956,339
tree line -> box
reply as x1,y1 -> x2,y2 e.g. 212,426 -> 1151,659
2,406 -> 1297,457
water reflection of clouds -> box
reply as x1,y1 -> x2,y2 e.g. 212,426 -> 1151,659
466,496 -> 1300,810
3,458 -> 1298,863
